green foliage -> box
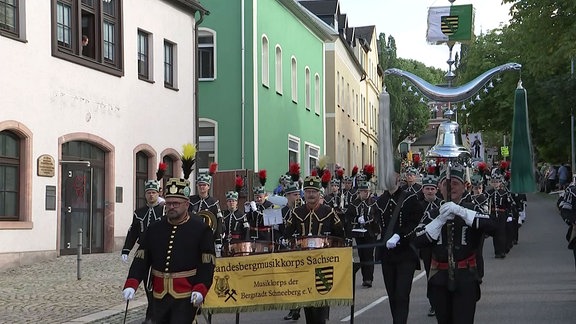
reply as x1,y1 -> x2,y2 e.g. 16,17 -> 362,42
457,0 -> 576,163
377,33 -> 445,148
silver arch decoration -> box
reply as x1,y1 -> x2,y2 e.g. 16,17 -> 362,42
384,62 -> 521,102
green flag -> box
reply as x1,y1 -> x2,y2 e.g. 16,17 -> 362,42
427,5 -> 474,45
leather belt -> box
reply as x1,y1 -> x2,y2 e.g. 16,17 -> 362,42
151,269 -> 197,278
431,253 -> 476,270
250,227 -> 270,232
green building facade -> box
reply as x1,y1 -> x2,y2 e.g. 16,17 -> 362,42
198,0 -> 334,191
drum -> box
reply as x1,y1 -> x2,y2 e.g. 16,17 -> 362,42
289,235 -> 345,250
224,240 -> 276,256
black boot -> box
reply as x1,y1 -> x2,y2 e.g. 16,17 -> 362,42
284,309 -> 301,320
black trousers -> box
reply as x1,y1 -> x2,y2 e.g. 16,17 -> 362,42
492,214 -> 507,255
144,273 -> 154,320
420,247 -> 433,301
153,295 -> 199,324
381,260 -> 418,324
355,236 -> 376,282
429,278 -> 480,324
303,306 -> 329,324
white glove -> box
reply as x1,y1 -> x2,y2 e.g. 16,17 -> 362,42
425,217 -> 446,240
122,287 -> 135,301
215,244 -> 222,251
440,201 -> 476,226
250,201 -> 257,212
121,254 -> 129,263
358,216 -> 366,224
243,221 -> 250,228
386,233 -> 400,249
507,216 -> 513,222
191,291 -> 204,306
280,238 -> 289,247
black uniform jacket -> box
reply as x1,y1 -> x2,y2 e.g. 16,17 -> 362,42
124,216 -> 215,299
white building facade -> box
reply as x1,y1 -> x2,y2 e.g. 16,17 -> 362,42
0,0 -> 207,270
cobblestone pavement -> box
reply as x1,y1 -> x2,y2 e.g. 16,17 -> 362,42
0,253 -> 148,324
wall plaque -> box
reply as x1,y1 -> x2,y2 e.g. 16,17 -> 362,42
37,154 -> 55,177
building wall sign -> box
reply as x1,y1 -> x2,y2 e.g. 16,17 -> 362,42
37,154 -> 55,177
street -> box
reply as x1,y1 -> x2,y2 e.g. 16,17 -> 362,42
122,192 -> 576,323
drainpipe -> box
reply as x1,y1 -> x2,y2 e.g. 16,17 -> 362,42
194,8 -> 208,180
241,0 -> 246,169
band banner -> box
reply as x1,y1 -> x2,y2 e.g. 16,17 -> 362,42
204,247 -> 353,314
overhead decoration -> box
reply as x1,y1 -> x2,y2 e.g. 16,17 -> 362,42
510,81 -> 536,193
426,4 -> 474,45
386,63 -> 522,103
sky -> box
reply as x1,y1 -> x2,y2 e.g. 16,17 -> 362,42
338,0 -> 512,70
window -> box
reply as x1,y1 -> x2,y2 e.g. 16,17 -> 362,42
0,131 -> 19,221
275,45 -> 282,94
262,35 -> 269,87
198,120 -> 216,174
315,73 -> 320,115
305,143 -> 319,176
198,29 -> 215,79
288,136 -> 300,166
305,67 -> 310,110
361,95 -> 365,124
291,57 -> 297,102
135,151 -> 149,209
161,155 -> 176,187
164,40 -> 177,89
0,0 -> 22,39
51,0 -> 123,75
336,71 -> 340,107
137,29 -> 152,80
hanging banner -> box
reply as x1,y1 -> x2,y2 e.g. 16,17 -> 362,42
462,132 -> 484,161
204,247 -> 353,314
427,4 -> 474,44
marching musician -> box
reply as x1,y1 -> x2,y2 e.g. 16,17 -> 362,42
469,174 -> 489,282
246,184 -> 275,241
484,173 -> 514,258
344,179 -> 379,288
418,174 -> 442,317
188,173 -> 224,247
222,190 -> 250,244
412,164 -> 496,324
374,167 -> 423,324
120,179 -> 165,323
324,178 -> 344,214
122,178 -> 215,323
401,167 -> 423,198
284,175 -> 346,324
342,175 -> 357,213
280,180 -> 303,321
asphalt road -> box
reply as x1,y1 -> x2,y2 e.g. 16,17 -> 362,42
125,192 -> 576,324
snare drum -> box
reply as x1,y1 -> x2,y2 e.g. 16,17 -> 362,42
289,235 -> 345,250
225,240 -> 276,256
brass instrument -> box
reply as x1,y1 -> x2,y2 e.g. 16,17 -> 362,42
196,210 -> 218,233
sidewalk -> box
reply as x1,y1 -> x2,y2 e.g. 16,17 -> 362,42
0,252 -> 147,324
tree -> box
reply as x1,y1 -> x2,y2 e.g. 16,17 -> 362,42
456,0 -> 576,163
377,33 -> 444,148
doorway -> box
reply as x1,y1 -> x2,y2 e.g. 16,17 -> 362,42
60,141 -> 105,255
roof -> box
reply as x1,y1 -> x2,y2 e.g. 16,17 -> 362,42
298,0 -> 338,16
167,0 -> 210,15
353,25 -> 375,51
411,128 -> 438,146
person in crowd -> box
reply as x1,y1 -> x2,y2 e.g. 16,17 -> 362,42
284,175 -> 346,324
188,173 -> 224,248
120,179 -> 165,323
412,163 -> 496,324
374,167 -> 423,324
122,178 -> 215,323
344,180 -> 379,288
418,174 -> 443,317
